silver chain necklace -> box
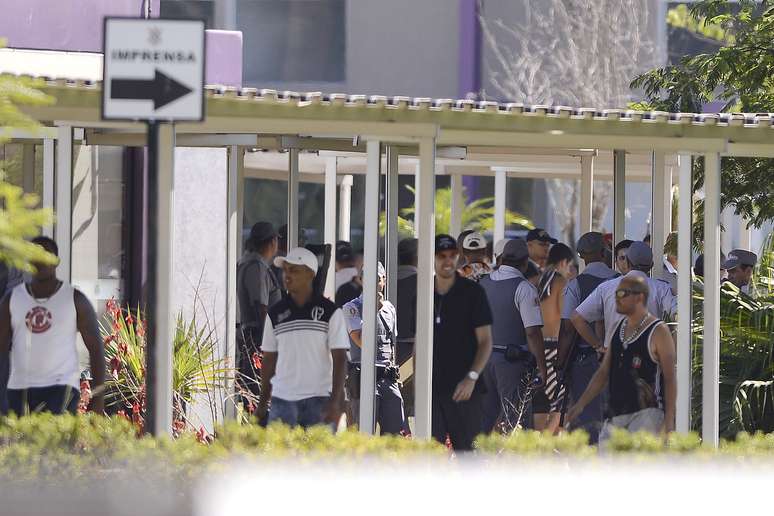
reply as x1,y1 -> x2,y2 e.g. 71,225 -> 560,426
619,314 -> 650,348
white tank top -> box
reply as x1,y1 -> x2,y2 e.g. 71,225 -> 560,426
8,282 -> 80,390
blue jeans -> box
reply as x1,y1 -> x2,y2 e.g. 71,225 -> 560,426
268,396 -> 330,429
6,385 -> 80,416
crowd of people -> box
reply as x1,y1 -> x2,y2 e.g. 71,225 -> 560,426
0,221 -> 757,452
236,219 -> 761,451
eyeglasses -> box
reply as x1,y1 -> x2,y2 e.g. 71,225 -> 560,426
615,289 -> 642,299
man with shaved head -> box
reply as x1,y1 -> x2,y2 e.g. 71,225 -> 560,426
566,275 -> 677,448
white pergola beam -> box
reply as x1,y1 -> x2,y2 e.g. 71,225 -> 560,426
702,152 -> 722,447
324,157 -> 338,300
651,151 -> 669,280
224,145 -> 242,419
414,138 -> 436,439
42,137 -> 55,237
287,148 -> 300,248
338,175 -> 353,241
359,140 -> 381,434
450,173 -> 464,238
55,125 -> 73,282
676,153 -> 692,433
385,146 -> 400,303
613,150 -> 627,246
493,167 -> 506,244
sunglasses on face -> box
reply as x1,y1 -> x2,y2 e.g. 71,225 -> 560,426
615,289 -> 642,299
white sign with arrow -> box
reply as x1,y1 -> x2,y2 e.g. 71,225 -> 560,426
102,17 -> 206,121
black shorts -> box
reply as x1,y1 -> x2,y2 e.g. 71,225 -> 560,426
6,385 -> 80,416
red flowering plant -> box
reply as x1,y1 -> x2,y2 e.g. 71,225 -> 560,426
98,299 -> 232,437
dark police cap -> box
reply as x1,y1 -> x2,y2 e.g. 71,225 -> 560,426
502,238 -> 529,261
722,249 -> 757,270
577,232 -> 605,254
435,234 -> 458,253
250,221 -> 277,243
526,228 -> 558,244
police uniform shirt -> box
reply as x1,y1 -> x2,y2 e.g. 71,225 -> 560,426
561,262 -> 618,320
261,296 -> 350,401
433,274 -> 493,397
575,271 -> 677,349
237,252 -> 282,326
489,265 -> 544,328
342,295 -> 397,366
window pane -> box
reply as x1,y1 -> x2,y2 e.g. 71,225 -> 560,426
160,0 -> 216,29
237,0 -> 346,84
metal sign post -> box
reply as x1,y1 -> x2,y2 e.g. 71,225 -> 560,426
102,17 -> 206,435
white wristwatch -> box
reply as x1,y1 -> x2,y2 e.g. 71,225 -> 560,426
467,370 -> 479,381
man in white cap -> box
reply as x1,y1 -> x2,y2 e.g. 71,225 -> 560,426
257,247 -> 350,429
458,232 -> 493,281
723,249 -> 758,295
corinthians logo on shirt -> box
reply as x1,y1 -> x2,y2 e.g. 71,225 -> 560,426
25,306 -> 53,334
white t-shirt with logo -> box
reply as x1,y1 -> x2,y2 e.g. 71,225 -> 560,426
262,296 -> 349,401
8,282 -> 80,390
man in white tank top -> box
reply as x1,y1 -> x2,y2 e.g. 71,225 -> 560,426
0,237 -> 105,415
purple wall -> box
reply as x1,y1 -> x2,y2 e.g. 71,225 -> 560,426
0,0 -> 242,87
0,0 -> 159,52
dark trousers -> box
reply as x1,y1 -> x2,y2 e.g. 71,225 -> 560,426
431,391 -> 482,451
481,352 -> 534,433
0,354 -> 8,414
567,351 -> 604,443
6,385 -> 80,416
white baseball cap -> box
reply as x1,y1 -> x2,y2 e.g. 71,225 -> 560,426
462,232 -> 487,251
274,247 -> 318,275
493,238 -> 511,259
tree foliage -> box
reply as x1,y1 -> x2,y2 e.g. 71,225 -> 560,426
632,1 -> 774,228
0,40 -> 57,270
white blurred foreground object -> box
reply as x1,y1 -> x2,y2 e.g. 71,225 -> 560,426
196,459 -> 771,515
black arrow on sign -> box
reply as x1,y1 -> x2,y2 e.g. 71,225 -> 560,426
110,69 -> 193,110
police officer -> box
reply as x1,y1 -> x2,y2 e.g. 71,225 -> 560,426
342,262 -> 405,434
571,241 -> 677,353
480,238 -> 548,433
236,222 -> 283,413
723,249 -> 758,295
556,232 -> 618,441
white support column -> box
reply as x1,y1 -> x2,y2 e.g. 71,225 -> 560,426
22,144 -> 35,194
324,157 -> 338,300
385,146 -> 400,303
338,175 -> 353,242
42,137 -> 55,237
450,172 -> 464,238
613,150 -> 627,246
148,123 -> 176,436
579,155 -> 594,235
493,167 -> 507,244
55,126 -> 73,282
224,145 -> 242,419
414,138 -> 436,440
359,140 -> 381,434
287,147 -> 300,249
413,162 -> 422,238
676,153 -> 693,434
651,151 -> 668,280
738,215 -> 752,250
236,145 -> 245,257
702,152 -> 722,447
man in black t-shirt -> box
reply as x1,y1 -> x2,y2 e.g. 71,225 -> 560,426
432,234 -> 493,451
